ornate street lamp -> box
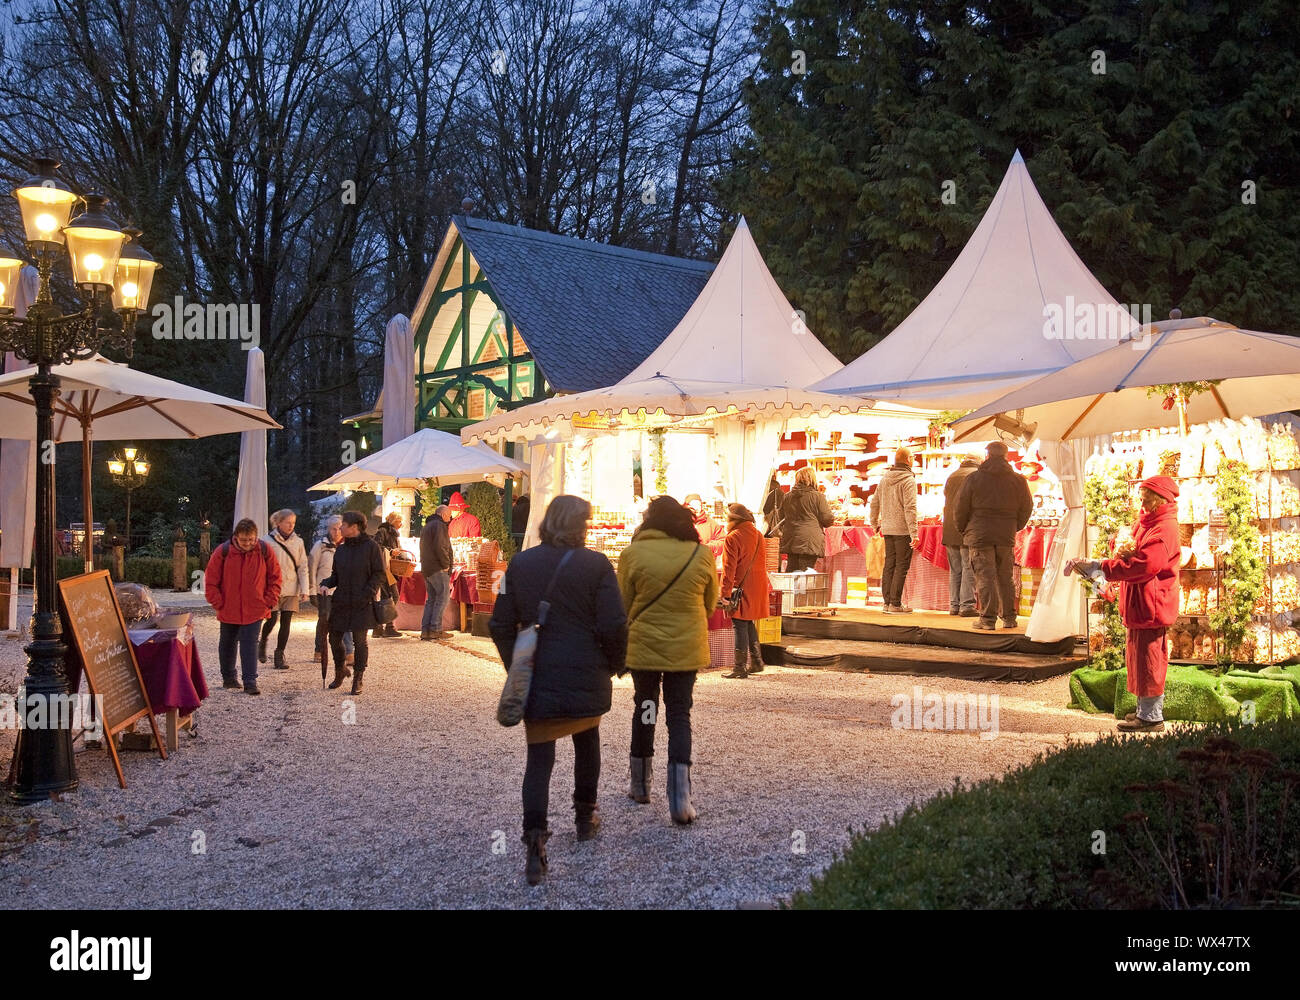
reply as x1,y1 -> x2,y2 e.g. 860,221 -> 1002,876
106,446 -> 151,551
0,156 -> 158,802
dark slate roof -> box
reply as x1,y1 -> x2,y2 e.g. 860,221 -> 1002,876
453,215 -> 714,392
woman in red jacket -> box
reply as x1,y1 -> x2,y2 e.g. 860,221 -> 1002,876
720,504 -> 772,680
205,518 -> 282,695
1070,475 -> 1180,732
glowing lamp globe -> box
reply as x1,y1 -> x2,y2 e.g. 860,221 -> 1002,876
13,158 -> 77,246
62,195 -> 125,291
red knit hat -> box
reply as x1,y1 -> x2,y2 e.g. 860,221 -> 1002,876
448,491 -> 468,510
1140,475 -> 1179,501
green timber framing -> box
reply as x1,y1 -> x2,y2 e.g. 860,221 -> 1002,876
414,233 -> 547,433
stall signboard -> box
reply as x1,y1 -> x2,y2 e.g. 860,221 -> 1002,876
58,571 -> 166,787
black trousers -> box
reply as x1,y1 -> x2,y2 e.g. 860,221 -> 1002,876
630,670 -> 697,765
785,553 -> 819,573
522,727 -> 601,832
329,628 -> 369,674
260,609 -> 293,650
970,545 -> 1016,623
880,534 -> 913,607
733,617 -> 758,655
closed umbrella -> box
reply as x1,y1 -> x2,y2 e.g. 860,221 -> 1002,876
382,314 -> 415,450
0,265 -> 40,628
952,316 -> 1300,442
0,352 -> 281,571
232,348 -> 270,537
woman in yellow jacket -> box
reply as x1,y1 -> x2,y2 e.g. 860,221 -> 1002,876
618,496 -> 719,824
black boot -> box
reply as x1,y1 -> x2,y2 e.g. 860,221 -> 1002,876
627,757 -> 651,804
328,659 -> 352,690
258,636 -> 268,663
273,648 -> 288,670
748,639 -> 765,674
574,798 -> 601,842
723,648 -> 748,679
523,828 -> 550,885
350,669 -> 364,695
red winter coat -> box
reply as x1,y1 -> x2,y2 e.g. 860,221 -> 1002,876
1102,501 -> 1180,630
720,521 -> 771,621
205,538 -> 282,625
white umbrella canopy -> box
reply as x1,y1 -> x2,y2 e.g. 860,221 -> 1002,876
952,316 -> 1300,442
310,427 -> 526,491
232,348 -> 272,537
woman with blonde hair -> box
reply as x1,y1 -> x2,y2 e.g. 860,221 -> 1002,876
261,508 -> 309,670
779,466 -> 834,573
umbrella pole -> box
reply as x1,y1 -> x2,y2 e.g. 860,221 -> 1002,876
82,426 -> 94,575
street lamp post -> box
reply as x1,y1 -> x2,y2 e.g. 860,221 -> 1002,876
0,157 -> 159,803
107,447 -> 150,551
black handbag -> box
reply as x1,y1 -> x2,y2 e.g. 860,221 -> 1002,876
373,596 -> 398,625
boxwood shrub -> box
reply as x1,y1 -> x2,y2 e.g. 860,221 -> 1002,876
793,721 -> 1300,909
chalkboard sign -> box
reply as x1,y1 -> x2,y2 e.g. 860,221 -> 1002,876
58,571 -> 165,787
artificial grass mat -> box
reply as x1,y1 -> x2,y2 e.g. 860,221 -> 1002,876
1069,663 -> 1300,722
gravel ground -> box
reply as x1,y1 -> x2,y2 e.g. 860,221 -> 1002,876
0,596 -> 1119,909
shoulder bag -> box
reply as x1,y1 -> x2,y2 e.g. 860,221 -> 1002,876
497,548 -> 576,727
630,543 -> 702,626
371,540 -> 399,624
724,535 -> 763,614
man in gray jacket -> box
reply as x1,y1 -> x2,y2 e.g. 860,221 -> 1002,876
954,441 -> 1033,629
870,448 -> 918,614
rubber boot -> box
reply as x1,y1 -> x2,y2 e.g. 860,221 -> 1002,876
351,669 -> 364,695
748,640 -> 765,674
328,659 -> 352,690
667,762 -> 697,825
722,647 -> 748,679
523,828 -> 550,885
574,799 -> 601,842
274,648 -> 288,670
258,636 -> 268,663
627,757 -> 651,804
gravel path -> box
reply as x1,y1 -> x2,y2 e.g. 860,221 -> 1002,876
0,597 -> 1117,909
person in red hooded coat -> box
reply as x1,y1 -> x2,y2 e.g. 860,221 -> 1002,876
1069,475 -> 1180,732
447,491 -> 482,539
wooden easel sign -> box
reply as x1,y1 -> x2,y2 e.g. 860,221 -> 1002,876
58,571 -> 165,787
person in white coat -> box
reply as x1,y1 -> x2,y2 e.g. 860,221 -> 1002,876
869,448 -> 919,614
261,508 -> 310,670
308,516 -> 354,670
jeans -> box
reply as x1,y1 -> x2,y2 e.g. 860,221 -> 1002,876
260,609 -> 293,651
630,670 -> 697,765
329,628 -> 369,675
784,553 -> 819,573
315,596 -> 352,655
732,617 -> 758,655
970,545 -> 1016,623
945,545 -> 976,613
522,726 -> 601,832
219,621 -> 261,685
422,571 -> 451,632
881,534 -> 913,607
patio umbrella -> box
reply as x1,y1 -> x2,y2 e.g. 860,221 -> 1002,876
232,348 -> 270,537
1,265 -> 40,575
309,427 -> 526,491
952,316 -> 1300,442
382,314 -> 415,450
0,352 -> 281,571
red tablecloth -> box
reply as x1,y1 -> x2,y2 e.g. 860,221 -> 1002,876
823,525 -> 874,559
129,627 -> 207,714
915,524 -> 948,570
397,568 -> 477,605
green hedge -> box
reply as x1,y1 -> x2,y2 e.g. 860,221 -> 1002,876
793,722 -> 1300,909
23,556 -> 202,589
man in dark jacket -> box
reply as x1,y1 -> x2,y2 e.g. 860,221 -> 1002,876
318,511 -> 387,694
419,505 -> 454,641
942,455 -> 982,617
954,441 -> 1033,630
373,512 -> 404,639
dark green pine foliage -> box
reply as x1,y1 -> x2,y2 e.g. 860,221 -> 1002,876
723,0 -> 1300,361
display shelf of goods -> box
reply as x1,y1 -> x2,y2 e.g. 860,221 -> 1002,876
451,538 -> 481,570
1243,624 -> 1300,665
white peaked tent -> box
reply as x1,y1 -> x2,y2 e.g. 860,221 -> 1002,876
812,151 -> 1138,411
462,217 -> 879,447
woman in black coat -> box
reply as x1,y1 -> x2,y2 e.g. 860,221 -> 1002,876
318,511 -> 387,694
489,494 -> 628,886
